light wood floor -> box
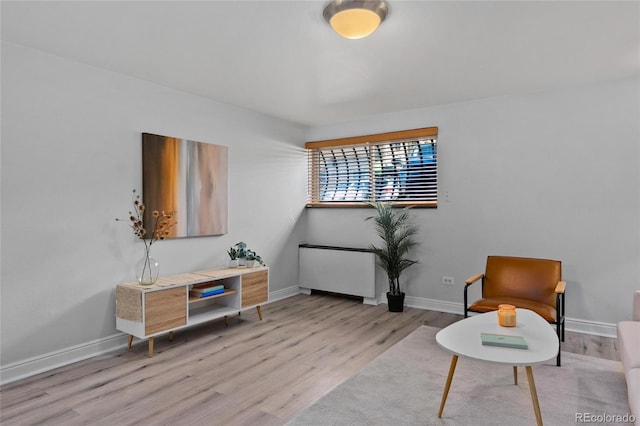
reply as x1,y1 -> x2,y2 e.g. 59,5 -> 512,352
0,293 -> 619,425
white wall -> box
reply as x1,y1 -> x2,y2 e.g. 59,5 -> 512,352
306,76 -> 640,327
0,42 -> 308,373
2,39 -> 638,382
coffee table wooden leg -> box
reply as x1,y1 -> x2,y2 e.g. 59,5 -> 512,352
513,366 -> 518,385
256,305 -> 263,320
148,337 -> 154,358
525,366 -> 543,426
438,354 -> 458,418
127,335 -> 133,349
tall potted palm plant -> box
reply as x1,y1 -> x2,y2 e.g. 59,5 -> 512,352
366,202 -> 419,312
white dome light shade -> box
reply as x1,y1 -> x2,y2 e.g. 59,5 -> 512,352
323,1 -> 389,40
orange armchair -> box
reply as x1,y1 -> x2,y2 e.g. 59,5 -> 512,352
464,255 -> 566,366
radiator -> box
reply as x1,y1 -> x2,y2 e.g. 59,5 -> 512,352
298,244 -> 377,305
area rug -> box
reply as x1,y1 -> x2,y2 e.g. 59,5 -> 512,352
288,326 -> 631,426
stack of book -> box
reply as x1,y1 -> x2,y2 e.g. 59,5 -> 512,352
191,284 -> 225,298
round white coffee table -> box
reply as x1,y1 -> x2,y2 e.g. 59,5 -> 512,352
436,308 -> 559,426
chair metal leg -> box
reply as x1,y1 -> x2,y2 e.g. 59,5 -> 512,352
463,286 -> 469,318
555,322 -> 562,366
555,293 -> 563,366
561,292 -> 566,341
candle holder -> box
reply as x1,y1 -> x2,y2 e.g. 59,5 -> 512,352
497,304 -> 517,327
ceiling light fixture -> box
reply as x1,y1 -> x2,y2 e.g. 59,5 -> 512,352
323,0 -> 389,40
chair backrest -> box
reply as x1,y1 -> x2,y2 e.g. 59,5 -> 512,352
484,256 -> 561,308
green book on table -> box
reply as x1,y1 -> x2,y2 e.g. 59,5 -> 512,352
480,333 -> 528,349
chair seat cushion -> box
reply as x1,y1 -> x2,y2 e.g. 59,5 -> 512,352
468,297 -> 557,323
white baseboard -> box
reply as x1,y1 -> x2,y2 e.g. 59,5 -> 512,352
270,285 -> 303,301
1,287 -> 303,385
564,317 -> 618,338
1,333 -> 129,385
2,288 -> 618,385
404,294 -> 462,314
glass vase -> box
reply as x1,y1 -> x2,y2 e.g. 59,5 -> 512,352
135,254 -> 159,285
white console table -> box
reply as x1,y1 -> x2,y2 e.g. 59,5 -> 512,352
115,266 -> 268,357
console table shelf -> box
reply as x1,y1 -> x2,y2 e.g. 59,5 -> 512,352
189,305 -> 239,324
188,288 -> 238,303
115,266 -> 268,357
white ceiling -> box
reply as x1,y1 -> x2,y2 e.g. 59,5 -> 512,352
2,1 -> 639,126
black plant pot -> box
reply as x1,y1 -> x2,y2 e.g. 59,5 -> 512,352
387,292 -> 405,312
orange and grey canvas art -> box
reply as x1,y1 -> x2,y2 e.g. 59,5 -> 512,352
142,133 -> 228,237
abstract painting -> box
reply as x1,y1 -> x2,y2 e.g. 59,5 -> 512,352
142,133 -> 228,237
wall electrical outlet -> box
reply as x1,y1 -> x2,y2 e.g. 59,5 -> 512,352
442,276 -> 455,286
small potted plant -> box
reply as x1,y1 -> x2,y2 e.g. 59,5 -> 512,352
245,250 -> 257,267
365,201 -> 418,312
245,250 -> 265,267
227,247 -> 239,268
230,241 -> 265,267
235,241 -> 248,266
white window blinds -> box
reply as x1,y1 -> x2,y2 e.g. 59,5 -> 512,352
306,127 -> 438,207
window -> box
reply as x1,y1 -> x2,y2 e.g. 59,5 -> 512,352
306,127 -> 438,207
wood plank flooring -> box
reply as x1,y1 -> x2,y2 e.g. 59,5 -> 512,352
0,293 -> 620,425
